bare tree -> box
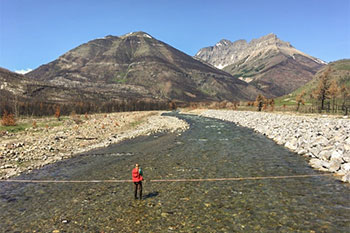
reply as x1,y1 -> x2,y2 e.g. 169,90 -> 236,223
313,67 -> 331,111
340,84 -> 350,115
255,94 -> 266,111
296,91 -> 305,112
328,80 -> 339,113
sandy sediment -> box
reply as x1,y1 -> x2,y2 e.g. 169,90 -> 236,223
0,111 -> 189,179
200,110 -> 350,183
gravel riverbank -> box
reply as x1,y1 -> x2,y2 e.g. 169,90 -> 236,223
200,110 -> 350,183
0,111 -> 189,179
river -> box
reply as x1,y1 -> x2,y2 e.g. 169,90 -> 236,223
1,113 -> 349,232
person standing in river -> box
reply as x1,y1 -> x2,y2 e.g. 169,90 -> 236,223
132,164 -> 143,200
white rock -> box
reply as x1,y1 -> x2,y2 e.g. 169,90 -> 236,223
318,150 -> 332,160
329,158 -> 342,172
285,138 -> 298,151
341,172 -> 350,183
340,163 -> 350,172
309,158 -> 330,171
330,150 -> 343,160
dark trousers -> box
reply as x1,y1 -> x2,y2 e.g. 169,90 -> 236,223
134,181 -> 142,199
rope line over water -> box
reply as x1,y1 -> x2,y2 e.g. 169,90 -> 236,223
0,174 -> 333,183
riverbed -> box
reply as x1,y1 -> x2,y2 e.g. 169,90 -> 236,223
1,113 -> 349,232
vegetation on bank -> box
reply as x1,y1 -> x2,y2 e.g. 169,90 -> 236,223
0,99 -> 177,119
0,99 -> 177,134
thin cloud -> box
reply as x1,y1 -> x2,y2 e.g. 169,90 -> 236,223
14,68 -> 33,74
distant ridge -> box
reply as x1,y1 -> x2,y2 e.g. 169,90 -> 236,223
195,34 -> 326,97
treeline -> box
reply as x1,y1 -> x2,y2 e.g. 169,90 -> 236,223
0,99 -> 177,117
181,101 -> 241,110
294,67 -> 350,114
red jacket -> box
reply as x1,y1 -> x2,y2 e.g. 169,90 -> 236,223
132,168 -> 143,182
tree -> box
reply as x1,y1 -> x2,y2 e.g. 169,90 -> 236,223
168,101 -> 177,110
55,105 -> 61,121
328,80 -> 339,113
296,91 -> 305,112
313,67 -> 331,111
340,84 -> 350,115
255,94 -> 266,111
269,99 -> 275,112
13,96 -> 19,118
1,110 -> 16,126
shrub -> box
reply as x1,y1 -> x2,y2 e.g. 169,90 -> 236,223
55,105 -> 61,120
1,110 -> 16,126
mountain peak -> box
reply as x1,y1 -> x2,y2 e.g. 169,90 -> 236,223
263,33 -> 277,39
249,33 -> 291,47
121,31 -> 153,39
215,39 -> 232,47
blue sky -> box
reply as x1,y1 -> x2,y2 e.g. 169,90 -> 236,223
0,0 -> 349,73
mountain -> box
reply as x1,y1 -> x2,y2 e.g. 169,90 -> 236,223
26,31 -> 263,102
195,34 -> 326,97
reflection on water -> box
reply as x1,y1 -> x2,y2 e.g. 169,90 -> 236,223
1,114 -> 349,232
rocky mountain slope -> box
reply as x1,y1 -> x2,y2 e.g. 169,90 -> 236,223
195,34 -> 326,97
26,32 -> 263,102
0,67 -> 154,104
0,67 -> 29,102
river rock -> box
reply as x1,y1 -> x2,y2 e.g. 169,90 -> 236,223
312,136 -> 329,147
342,153 -> 350,163
330,150 -> 343,160
309,159 -> 330,171
285,138 -> 298,151
318,150 -> 332,160
337,163 -> 350,176
341,172 -> 350,183
329,158 -> 342,173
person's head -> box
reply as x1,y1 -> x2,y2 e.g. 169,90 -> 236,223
135,164 -> 139,169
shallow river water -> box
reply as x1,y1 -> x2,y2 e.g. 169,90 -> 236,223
1,113 -> 349,232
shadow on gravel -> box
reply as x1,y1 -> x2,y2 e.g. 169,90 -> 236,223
143,191 -> 159,199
